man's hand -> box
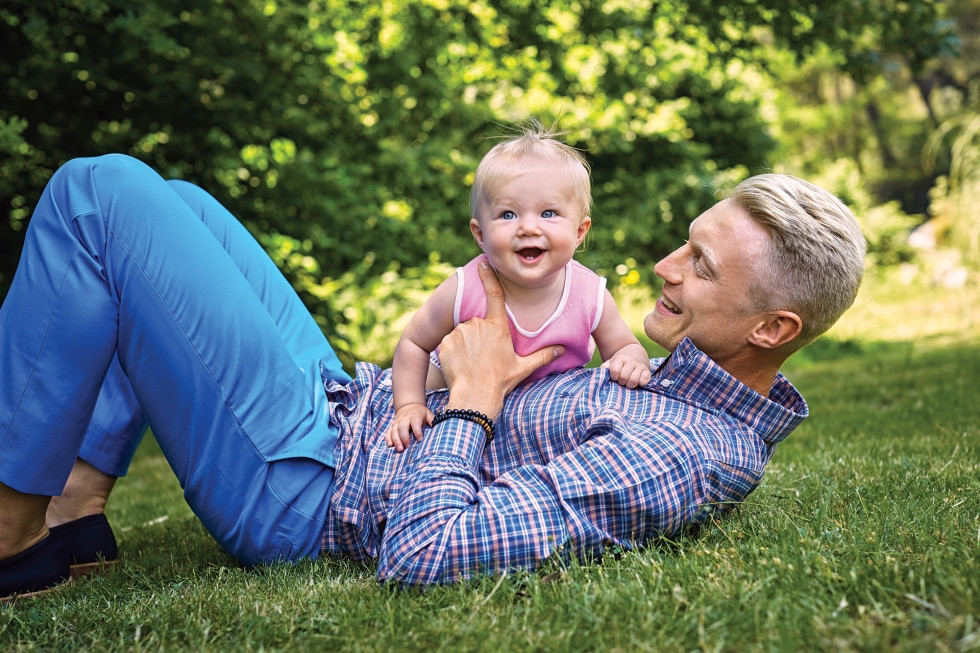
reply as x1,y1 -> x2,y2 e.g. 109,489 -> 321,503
439,261 -> 564,419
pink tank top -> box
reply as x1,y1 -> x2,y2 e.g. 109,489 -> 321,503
432,254 -> 606,384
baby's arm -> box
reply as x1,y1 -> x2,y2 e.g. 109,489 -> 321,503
592,288 -> 652,389
388,276 -> 459,452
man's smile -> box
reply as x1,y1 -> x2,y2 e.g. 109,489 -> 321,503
660,295 -> 681,314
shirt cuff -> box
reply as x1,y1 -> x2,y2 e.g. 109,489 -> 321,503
408,416 -> 487,468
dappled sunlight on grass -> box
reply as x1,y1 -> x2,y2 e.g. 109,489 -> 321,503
784,257 -> 979,370
826,259 -> 979,346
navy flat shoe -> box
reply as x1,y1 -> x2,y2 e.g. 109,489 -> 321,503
0,535 -> 71,602
49,513 -> 119,578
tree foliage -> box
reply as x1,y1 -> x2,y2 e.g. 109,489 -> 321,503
0,0 -> 958,358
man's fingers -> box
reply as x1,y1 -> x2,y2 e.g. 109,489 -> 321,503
513,345 -> 565,385
477,260 -> 507,323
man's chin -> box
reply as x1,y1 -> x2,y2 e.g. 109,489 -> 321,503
643,316 -> 680,351
644,329 -> 680,353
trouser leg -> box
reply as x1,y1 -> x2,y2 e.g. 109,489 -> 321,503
0,154 -> 347,564
164,179 -> 348,384
78,354 -> 147,478
77,178 -> 351,478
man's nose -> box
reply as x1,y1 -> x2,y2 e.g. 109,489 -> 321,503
654,248 -> 683,283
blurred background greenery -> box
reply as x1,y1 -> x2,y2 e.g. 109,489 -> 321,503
2,0 -> 977,368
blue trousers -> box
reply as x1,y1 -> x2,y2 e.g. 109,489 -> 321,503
0,154 -> 351,565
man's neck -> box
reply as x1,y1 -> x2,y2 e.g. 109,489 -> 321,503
723,357 -> 782,397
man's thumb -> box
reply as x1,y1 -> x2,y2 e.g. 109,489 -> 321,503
518,345 -> 565,379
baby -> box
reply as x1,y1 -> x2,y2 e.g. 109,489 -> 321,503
386,123 -> 651,451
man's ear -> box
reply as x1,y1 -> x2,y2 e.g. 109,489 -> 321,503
748,310 -> 803,349
470,218 -> 484,250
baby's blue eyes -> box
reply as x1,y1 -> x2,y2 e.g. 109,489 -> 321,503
499,210 -> 558,220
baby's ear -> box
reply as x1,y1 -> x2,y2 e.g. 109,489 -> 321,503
470,217 -> 485,248
576,215 -> 592,243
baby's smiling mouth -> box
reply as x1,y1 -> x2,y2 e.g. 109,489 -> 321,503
518,248 -> 543,259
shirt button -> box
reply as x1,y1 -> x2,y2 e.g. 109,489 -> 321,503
660,379 -> 673,387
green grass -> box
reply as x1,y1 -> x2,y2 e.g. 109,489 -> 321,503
2,268 -> 979,652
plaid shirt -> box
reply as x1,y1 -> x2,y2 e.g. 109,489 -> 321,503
321,338 -> 807,585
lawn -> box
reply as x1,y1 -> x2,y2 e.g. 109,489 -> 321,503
2,264 -> 978,652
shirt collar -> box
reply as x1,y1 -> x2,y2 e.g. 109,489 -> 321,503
649,338 -> 808,444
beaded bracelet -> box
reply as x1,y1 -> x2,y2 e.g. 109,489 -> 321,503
430,408 -> 495,443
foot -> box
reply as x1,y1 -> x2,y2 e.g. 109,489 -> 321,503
0,535 -> 71,602
49,514 -> 119,578
45,459 -> 117,528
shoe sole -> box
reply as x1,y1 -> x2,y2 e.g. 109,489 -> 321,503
69,559 -> 118,580
0,578 -> 72,603
1,560 -> 118,602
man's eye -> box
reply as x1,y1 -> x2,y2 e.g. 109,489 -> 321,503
693,256 -> 708,277
541,209 -> 556,218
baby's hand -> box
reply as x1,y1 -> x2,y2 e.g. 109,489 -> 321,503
603,352 -> 652,389
386,403 -> 434,452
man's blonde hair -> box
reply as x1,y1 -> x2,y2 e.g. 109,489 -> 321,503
730,174 -> 867,350
471,120 -> 591,223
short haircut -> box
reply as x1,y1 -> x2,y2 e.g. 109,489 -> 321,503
729,174 -> 867,349
471,120 -> 591,223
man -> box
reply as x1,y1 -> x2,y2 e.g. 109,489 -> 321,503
0,154 -> 865,597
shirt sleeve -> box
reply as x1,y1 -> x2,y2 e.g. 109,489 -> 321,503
375,413 -> 740,586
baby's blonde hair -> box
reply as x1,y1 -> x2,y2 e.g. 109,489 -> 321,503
471,120 -> 592,223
